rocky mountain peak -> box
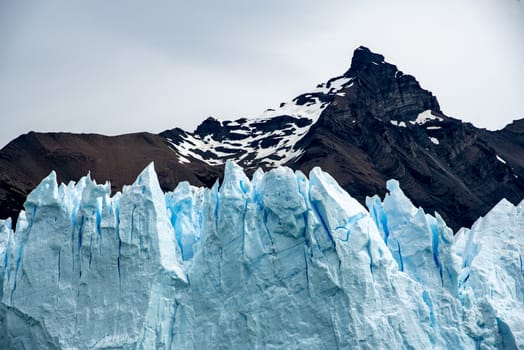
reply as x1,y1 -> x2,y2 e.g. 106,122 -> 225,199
194,117 -> 223,138
0,47 -> 523,233
344,46 -> 386,75
502,118 -> 524,134
327,46 -> 442,124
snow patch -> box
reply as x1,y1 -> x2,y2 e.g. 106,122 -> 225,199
411,110 -> 444,125
167,75 -> 355,167
391,120 -> 407,128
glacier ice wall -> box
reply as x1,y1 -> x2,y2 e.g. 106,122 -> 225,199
0,161 -> 522,349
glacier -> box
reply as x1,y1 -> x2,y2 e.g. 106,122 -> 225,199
0,161 -> 523,349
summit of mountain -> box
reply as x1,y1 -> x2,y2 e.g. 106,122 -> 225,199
1,46 -> 523,231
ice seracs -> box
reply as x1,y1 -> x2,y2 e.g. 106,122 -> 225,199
0,162 -> 523,349
1,163 -> 186,349
452,198 -> 524,348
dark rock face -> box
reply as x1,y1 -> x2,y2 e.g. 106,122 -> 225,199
0,132 -> 221,221
290,47 -> 523,230
1,46 -> 523,231
340,46 -> 441,124
294,111 -> 524,230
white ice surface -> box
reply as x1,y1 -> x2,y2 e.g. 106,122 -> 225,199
0,163 -> 522,349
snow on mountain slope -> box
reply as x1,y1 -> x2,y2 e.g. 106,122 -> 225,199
165,76 -> 354,167
0,162 -> 523,349
162,46 -> 447,170
3,46 -> 523,237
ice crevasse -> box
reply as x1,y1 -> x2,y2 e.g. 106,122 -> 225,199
0,161 -> 523,349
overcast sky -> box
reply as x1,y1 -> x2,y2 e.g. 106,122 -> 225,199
1,0 -> 523,148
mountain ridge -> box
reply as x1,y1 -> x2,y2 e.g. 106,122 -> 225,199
1,46 -> 523,231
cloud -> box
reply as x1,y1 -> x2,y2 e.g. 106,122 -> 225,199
0,0 -> 523,148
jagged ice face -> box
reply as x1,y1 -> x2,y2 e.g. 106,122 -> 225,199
0,161 -> 523,349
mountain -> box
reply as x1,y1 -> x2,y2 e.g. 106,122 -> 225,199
1,162 -> 522,349
0,132 -> 221,222
1,46 -> 523,231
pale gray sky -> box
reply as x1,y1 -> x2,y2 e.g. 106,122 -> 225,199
1,0 -> 523,148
